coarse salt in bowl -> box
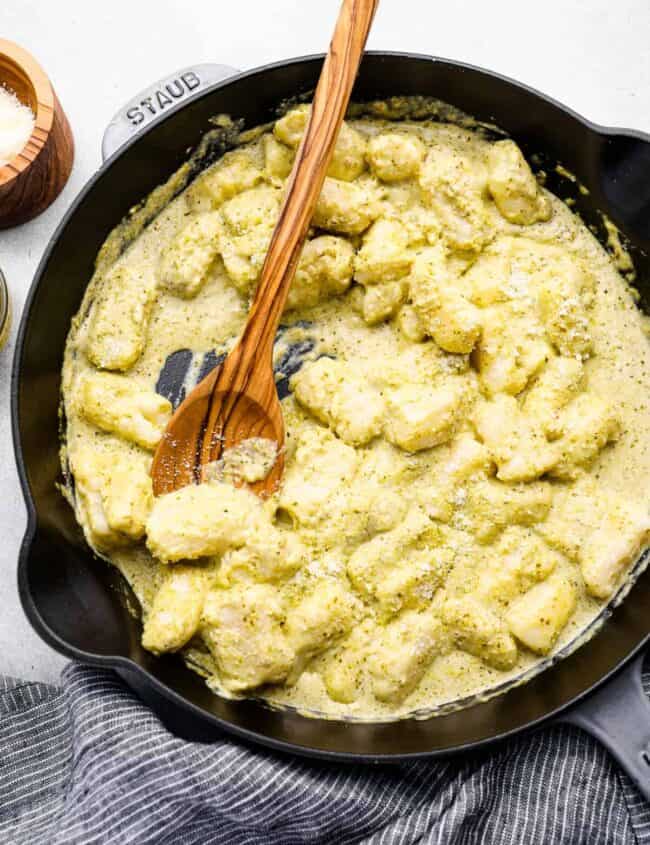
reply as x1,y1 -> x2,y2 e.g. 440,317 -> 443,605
0,84 -> 34,167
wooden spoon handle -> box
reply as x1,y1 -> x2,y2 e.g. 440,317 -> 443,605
238,0 -> 379,362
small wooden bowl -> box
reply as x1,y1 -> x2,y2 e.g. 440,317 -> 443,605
0,39 -> 74,229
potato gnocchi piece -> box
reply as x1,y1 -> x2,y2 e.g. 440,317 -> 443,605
274,107 -> 366,181
158,211 -> 223,298
273,105 -> 310,147
76,372 -> 171,450
292,356 -> 384,446
418,434 -> 493,523
286,581 -> 362,677
202,584 -> 295,692
396,304 -> 427,342
146,481 -> 265,563
351,442 -> 412,533
323,620 -> 375,704
417,432 -> 494,523
346,505 -> 432,592
354,218 -> 412,285
366,132 -> 426,182
221,183 -> 279,235
187,151 -> 264,212
550,394 -> 621,480
347,506 -> 445,617
464,479 -> 553,542
85,262 -> 157,371
409,245 -> 482,354
277,427 -> 360,527
537,270 -> 593,358
217,531 -> 306,586
361,281 -> 407,325
399,204 -> 443,247
69,444 -> 153,550
378,342 -> 457,389
368,610 -> 445,703
478,528 -> 560,605
287,235 -> 354,310
523,356 -> 585,438
463,236 -> 518,307
364,489 -> 410,536
474,394 -> 559,482
534,478 -> 600,560
384,378 -> 467,452
536,480 -> 650,598
464,238 -> 593,328
473,302 -> 551,395
142,566 -> 209,654
419,147 -> 490,251
327,122 -> 367,181
219,185 -> 281,292
373,547 -> 451,619
487,139 -> 551,225
442,595 -> 518,670
506,575 -> 576,654
580,501 -> 650,599
263,134 -> 294,180
313,177 -> 379,235
444,432 -> 494,481
99,467 -> 153,540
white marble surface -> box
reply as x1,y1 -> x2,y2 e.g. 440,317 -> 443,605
1,0 -> 649,684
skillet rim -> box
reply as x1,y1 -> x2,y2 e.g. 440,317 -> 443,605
11,50 -> 650,762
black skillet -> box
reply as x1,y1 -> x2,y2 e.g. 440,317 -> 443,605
11,53 -> 650,795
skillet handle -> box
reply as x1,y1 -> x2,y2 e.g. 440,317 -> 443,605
557,651 -> 650,801
102,63 -> 240,161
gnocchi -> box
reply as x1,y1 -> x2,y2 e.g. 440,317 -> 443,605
85,262 -> 157,371
506,575 -> 576,654
187,150 -> 264,212
202,584 -> 295,691
146,482 -> 265,563
69,444 -> 153,550
409,245 -> 482,354
62,102 -> 650,720
366,132 -> 425,182
292,356 -> 384,446
142,566 -> 209,654
487,139 -> 551,225
75,372 -> 171,451
384,379 -> 466,452
158,211 -> 223,298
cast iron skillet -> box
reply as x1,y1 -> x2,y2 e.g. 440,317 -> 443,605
11,53 -> 650,790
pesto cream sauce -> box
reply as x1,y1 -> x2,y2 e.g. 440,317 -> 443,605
62,111 -> 650,721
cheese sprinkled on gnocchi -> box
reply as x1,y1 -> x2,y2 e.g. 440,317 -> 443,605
62,103 -> 650,719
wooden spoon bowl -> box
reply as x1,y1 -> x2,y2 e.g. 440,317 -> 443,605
0,39 -> 74,228
153,365 -> 285,497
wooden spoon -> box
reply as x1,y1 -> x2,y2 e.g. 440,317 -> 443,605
151,0 -> 379,497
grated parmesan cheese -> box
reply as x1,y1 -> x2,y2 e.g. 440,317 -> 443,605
0,86 -> 34,167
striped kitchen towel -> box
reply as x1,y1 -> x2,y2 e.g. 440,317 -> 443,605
1,663 -> 649,844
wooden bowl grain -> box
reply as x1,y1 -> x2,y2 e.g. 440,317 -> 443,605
0,39 -> 74,228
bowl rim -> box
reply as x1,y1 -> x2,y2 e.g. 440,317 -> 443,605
0,37 -> 54,188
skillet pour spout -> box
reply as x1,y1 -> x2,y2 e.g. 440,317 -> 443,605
12,53 -> 650,773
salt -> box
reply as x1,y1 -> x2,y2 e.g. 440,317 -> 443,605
0,86 -> 35,167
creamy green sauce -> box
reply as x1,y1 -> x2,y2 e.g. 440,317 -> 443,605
61,102 -> 650,721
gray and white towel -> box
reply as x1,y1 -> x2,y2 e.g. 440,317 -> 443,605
1,663 -> 650,844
